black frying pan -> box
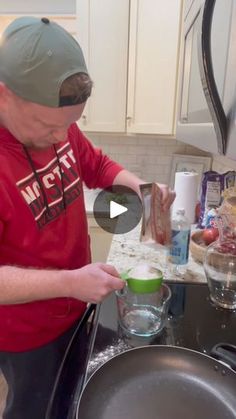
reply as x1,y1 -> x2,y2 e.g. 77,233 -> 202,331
77,345 -> 236,419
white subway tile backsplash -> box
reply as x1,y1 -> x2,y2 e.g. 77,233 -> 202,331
85,132 -> 236,185
121,154 -> 137,164
119,136 -> 141,145
156,156 -> 172,165
132,146 -> 148,156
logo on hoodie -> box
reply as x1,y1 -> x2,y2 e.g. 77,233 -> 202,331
17,143 -> 82,228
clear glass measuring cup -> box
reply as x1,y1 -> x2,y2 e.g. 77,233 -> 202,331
116,283 -> 171,337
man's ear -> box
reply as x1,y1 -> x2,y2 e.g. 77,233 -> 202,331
0,82 -> 9,108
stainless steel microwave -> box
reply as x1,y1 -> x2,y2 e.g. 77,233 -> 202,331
176,0 -> 236,157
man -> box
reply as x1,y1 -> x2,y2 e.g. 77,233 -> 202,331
0,16 -> 175,418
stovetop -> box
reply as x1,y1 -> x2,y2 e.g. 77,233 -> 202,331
47,281 -> 236,419
87,281 -> 236,377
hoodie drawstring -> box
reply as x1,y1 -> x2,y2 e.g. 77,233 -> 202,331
23,144 -> 66,215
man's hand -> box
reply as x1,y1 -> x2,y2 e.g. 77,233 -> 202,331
112,170 -> 176,211
68,263 -> 125,303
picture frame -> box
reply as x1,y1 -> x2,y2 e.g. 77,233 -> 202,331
169,154 -> 212,194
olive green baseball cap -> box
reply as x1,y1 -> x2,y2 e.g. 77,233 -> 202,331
0,16 -> 89,107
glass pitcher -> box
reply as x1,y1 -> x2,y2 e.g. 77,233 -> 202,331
203,210 -> 236,310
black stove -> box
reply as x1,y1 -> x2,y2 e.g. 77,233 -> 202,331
88,281 -> 236,377
47,282 -> 236,419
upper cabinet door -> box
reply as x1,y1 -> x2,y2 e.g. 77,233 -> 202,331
127,0 -> 182,135
76,0 -> 129,132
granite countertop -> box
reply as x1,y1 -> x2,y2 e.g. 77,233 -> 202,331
107,223 -> 206,283
83,187 -> 206,283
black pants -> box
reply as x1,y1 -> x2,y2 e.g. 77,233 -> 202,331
0,322 -> 79,419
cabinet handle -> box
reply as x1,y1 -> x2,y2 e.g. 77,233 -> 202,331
126,116 -> 132,121
82,115 -> 87,124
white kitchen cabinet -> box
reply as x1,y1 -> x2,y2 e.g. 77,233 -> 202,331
87,215 -> 113,263
76,0 -> 129,132
76,0 -> 183,136
127,0 -> 182,135
0,0 -> 75,14
0,15 -> 77,40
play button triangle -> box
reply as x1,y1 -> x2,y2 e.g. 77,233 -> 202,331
110,201 -> 128,219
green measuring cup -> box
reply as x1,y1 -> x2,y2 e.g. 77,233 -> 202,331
120,266 -> 163,294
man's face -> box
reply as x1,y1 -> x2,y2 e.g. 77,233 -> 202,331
2,88 -> 86,148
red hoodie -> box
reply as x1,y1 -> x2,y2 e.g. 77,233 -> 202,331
0,123 -> 123,352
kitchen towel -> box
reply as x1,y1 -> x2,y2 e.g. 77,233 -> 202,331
172,171 -> 199,223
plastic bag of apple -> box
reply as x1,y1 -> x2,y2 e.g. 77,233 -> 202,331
198,170 -> 236,229
202,196 -> 236,251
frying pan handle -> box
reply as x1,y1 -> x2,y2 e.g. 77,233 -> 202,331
211,343 -> 236,371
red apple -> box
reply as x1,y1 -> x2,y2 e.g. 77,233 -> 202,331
202,227 -> 219,245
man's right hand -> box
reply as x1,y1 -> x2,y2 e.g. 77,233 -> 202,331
67,262 -> 125,303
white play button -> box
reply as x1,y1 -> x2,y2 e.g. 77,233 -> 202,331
93,185 -> 142,234
110,200 -> 128,219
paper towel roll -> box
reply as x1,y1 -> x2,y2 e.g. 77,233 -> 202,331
172,172 -> 199,223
